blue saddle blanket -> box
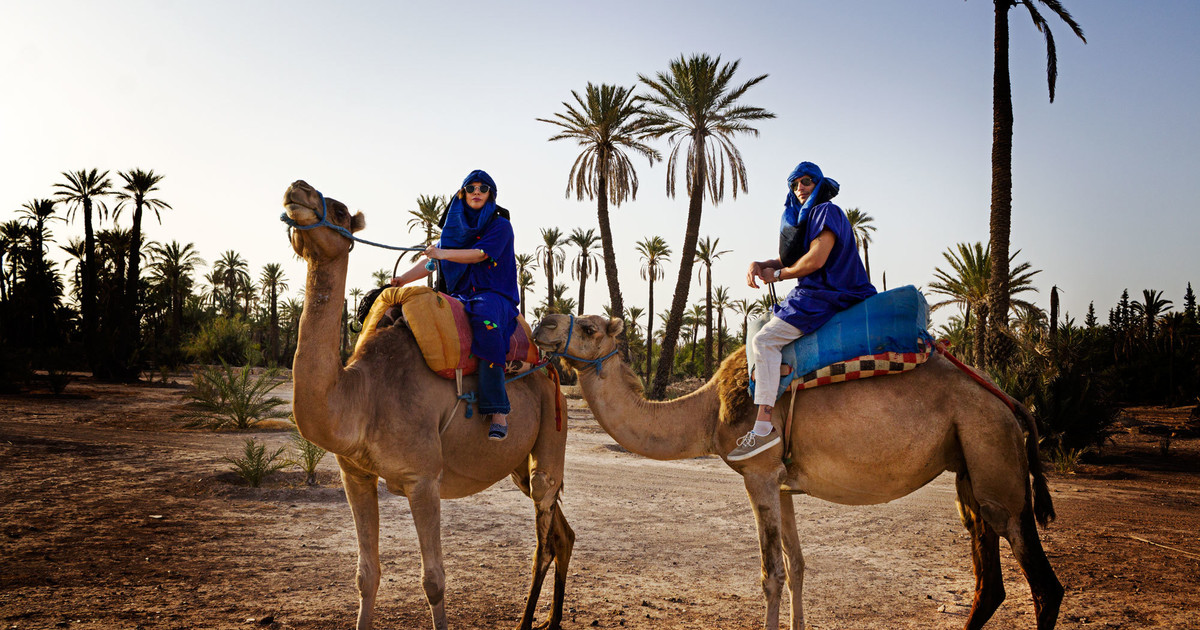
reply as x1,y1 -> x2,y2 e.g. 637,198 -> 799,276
747,285 -> 931,400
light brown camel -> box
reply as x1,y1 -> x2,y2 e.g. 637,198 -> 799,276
532,314 -> 1063,630
282,180 -> 574,630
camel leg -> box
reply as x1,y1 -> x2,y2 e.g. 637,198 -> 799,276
513,464 -> 573,630
404,477 -> 448,630
955,472 -> 1005,630
744,472 -> 786,630
340,460 -> 382,630
778,492 -> 805,630
1005,509 -> 1063,630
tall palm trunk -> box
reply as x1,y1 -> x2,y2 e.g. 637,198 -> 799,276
269,286 -> 280,364
116,197 -> 146,380
596,169 -> 631,357
650,136 -> 706,398
986,0 -> 1015,369
863,241 -> 872,283
577,268 -> 587,316
82,198 -> 99,369
644,276 -> 654,384
703,265 -> 713,378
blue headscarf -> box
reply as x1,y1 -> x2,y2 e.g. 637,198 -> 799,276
781,161 -> 840,230
438,169 -> 499,293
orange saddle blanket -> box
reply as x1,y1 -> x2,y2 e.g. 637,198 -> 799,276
355,286 -> 540,379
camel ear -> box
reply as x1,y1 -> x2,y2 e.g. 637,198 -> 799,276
351,212 -> 366,233
606,317 -> 624,337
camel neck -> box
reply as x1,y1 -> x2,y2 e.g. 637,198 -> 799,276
292,255 -> 356,453
578,360 -> 719,460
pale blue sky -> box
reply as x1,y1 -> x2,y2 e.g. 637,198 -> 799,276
3,0 -> 1197,329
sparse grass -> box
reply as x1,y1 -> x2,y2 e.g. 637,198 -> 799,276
224,437 -> 290,487
289,424 -> 327,486
1048,444 -> 1087,474
176,362 -> 290,430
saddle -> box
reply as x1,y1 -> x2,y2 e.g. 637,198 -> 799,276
356,286 -> 540,378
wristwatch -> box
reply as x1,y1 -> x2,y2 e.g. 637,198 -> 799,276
774,268 -> 782,281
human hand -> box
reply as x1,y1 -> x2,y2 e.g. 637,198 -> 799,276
746,262 -> 762,289
759,267 -> 779,284
423,245 -> 443,260
389,276 -> 404,287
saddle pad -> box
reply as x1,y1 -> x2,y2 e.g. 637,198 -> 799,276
748,285 -> 932,400
355,286 -> 539,378
788,346 -> 930,393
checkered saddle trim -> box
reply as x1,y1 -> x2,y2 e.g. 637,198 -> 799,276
787,346 -> 931,392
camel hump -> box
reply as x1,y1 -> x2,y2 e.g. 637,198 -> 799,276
356,286 -> 539,378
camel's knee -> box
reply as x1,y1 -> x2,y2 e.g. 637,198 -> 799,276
422,566 -> 446,606
356,559 -> 380,596
529,471 -> 561,511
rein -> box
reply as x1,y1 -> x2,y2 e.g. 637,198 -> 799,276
280,188 -> 428,253
544,313 -> 619,376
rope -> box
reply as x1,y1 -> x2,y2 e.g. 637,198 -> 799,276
280,188 -> 428,252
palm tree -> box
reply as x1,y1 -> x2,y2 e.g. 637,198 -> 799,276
59,237 -> 85,303
113,168 -> 171,378
731,298 -> 763,347
535,228 -> 567,313
260,263 -> 289,365
638,53 -> 775,398
1131,289 -> 1172,343
407,195 -> 446,286
0,220 -> 25,302
693,236 -> 731,377
844,207 -> 877,282
54,168 -> 113,367
538,83 -> 660,351
928,242 -> 1040,364
986,1 -> 1085,367
567,228 -> 601,315
515,253 -> 536,316
147,241 -> 204,347
712,285 -> 731,360
686,303 -> 706,372
213,250 -> 250,316
635,236 -> 671,384
370,269 -> 391,288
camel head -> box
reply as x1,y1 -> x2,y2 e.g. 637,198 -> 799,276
533,313 -> 623,369
283,180 -> 366,262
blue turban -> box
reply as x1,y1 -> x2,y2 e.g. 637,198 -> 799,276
781,161 -> 840,230
438,169 -> 499,293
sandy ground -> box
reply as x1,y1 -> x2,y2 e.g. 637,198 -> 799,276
1,375 -> 1198,630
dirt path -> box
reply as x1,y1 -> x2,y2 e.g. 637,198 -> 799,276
1,378 -> 1198,629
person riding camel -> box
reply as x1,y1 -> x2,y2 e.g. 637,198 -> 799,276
391,169 -> 520,440
730,161 -> 878,461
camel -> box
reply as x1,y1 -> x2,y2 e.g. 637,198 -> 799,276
532,314 -> 1063,630
282,180 -> 574,630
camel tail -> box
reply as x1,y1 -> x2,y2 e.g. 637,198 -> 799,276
1014,401 -> 1056,527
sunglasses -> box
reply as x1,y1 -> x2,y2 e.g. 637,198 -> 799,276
793,176 -> 815,189
463,184 -> 491,194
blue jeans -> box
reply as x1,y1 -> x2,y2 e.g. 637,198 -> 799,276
477,361 -> 511,415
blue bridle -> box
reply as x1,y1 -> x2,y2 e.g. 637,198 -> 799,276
280,188 -> 427,253
544,313 -> 620,376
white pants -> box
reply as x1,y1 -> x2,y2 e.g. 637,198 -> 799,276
751,316 -> 804,406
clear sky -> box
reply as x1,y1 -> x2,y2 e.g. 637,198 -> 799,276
4,0 -> 1198,330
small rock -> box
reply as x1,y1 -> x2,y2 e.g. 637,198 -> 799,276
937,605 -> 946,613
148,515 -> 164,520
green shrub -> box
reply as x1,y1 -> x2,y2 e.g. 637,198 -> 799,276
289,425 -> 327,486
1047,443 -> 1087,474
224,437 -> 290,487
184,316 -> 255,365
177,362 -> 290,429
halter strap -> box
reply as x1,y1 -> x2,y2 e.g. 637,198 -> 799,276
545,313 -> 619,376
280,189 -> 427,252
